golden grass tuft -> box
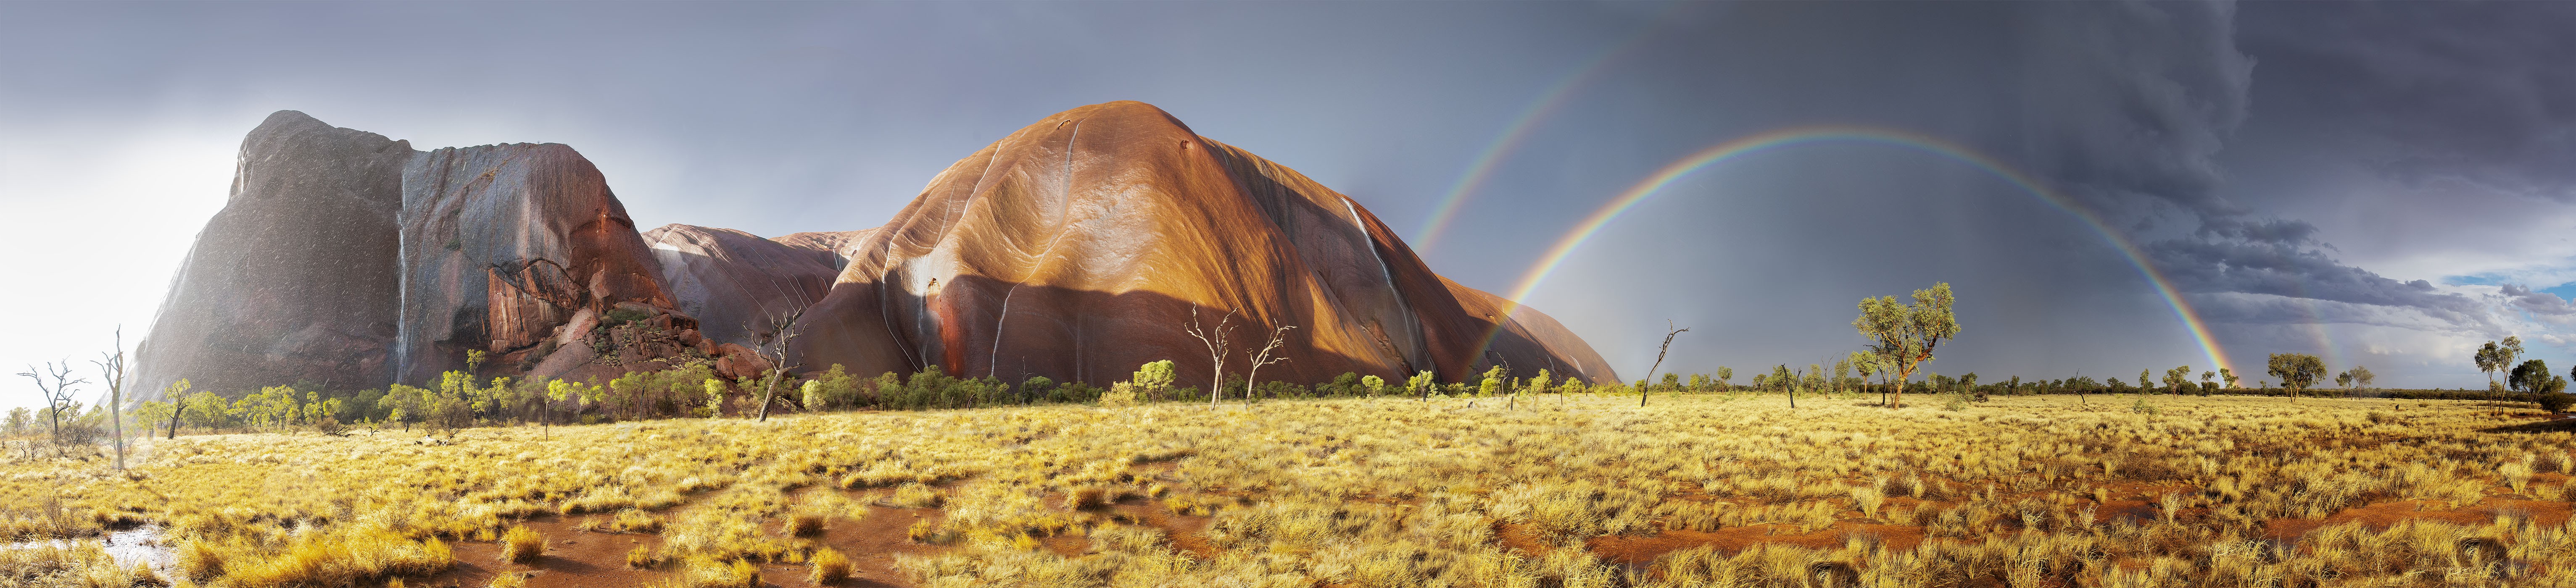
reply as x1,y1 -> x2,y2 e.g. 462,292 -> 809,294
625,546 -> 664,569
809,547 -> 852,584
487,571 -> 527,588
783,512 -> 826,536
499,524 -> 546,563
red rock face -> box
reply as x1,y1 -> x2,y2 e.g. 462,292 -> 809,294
140,104 -> 1615,396
133,111 -> 411,397
396,143 -> 681,384
788,101 -> 1617,387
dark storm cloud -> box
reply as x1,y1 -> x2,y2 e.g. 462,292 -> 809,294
2146,233 -> 2484,326
2008,1 -> 2252,220
2241,2 -> 2576,202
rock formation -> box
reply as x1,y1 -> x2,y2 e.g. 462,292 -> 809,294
137,102 -> 1615,399
642,224 -> 840,348
133,111 -> 411,397
787,101 -> 1616,388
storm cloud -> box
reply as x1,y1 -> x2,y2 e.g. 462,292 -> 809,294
5,1 -> 2575,401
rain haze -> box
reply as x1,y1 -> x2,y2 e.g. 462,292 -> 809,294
5,1 -> 2573,408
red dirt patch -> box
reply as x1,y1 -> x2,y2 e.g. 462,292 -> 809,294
2263,496 -> 2576,542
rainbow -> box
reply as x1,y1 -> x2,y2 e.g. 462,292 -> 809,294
1412,3 -> 1696,252
1486,125 -> 2236,377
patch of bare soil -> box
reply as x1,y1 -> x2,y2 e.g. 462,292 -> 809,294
2263,496 -> 2576,542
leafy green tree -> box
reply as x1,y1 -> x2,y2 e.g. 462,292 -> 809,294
2162,366 -> 2193,395
2219,368 -> 2240,389
1408,370 -> 1436,402
1714,367 -> 1735,391
1479,366 -> 1508,400
1853,282 -> 1959,409
1360,375 -> 1386,397
2510,359 -> 2555,393
2267,353 -> 2327,398
1685,373 -> 1710,393
1132,360 -> 1176,400
2345,366 -> 2375,391
2476,336 -> 2525,391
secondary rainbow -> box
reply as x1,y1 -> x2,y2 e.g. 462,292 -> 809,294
1412,4 -> 1694,252
1487,125 -> 2235,377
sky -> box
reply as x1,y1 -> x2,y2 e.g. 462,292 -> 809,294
4,1 -> 2573,409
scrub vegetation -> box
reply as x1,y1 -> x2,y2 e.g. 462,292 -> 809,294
7,388 -> 2576,588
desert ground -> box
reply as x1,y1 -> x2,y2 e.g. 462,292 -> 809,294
7,392 -> 2575,588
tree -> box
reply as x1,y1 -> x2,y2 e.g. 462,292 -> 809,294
1639,321 -> 1689,408
1361,375 -> 1387,397
2267,353 -> 2326,398
19,360 -> 88,445
2218,368 -> 2240,389
1241,326 -> 1295,407
1853,282 -> 1958,409
1771,365 -> 1796,409
1184,308 -> 1237,410
2510,360 -> 2554,393
747,306 -> 809,422
1408,370 -> 1436,402
2344,365 -> 2374,391
1477,366 -> 1508,408
2476,337 -> 2525,391
1132,360 -> 1176,401
2162,366 -> 2193,395
91,327 -> 129,469
1715,366 -> 1736,391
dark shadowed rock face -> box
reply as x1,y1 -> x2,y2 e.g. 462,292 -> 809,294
134,111 -> 413,398
643,224 -> 841,348
788,101 -> 1618,387
395,143 -> 680,384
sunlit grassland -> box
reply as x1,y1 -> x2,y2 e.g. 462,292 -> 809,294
6,392 -> 2576,587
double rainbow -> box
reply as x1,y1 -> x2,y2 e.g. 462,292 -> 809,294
1479,125 -> 2234,377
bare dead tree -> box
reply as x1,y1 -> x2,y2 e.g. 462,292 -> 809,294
18,360 -> 88,446
1641,320 -> 1689,408
747,305 -> 810,423
1241,326 -> 1296,407
1184,308 -> 1237,410
91,327 -> 127,469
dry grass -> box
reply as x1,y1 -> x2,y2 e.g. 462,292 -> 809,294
10,393 -> 2574,587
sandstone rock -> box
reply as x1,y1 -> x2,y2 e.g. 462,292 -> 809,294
771,229 -> 876,269
395,142 -> 680,384
134,111 -> 413,397
788,101 -> 1618,388
642,224 -> 841,348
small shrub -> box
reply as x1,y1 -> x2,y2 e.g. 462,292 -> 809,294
809,548 -> 852,584
2536,393 -> 2576,413
783,513 -> 825,537
625,546 -> 663,569
1099,383 -> 1140,407
1065,487 -> 1107,510
489,572 -> 527,588
499,525 -> 545,563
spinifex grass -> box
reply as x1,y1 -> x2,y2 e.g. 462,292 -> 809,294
7,394 -> 2574,587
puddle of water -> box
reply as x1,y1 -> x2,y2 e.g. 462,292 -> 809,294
2,525 -> 174,572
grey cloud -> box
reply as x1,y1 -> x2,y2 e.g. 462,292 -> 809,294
2145,232 -> 2485,327
2009,1 -> 2253,221
2241,2 -> 2576,201
2501,284 -> 2576,319
2192,292 -> 2479,332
